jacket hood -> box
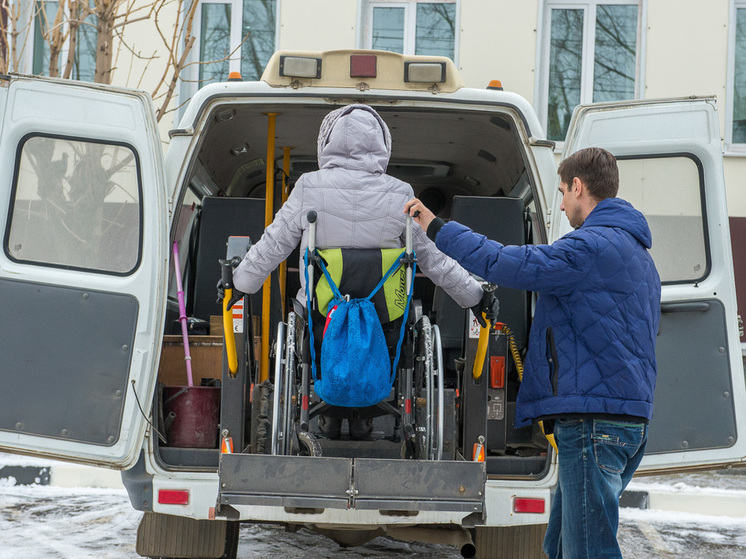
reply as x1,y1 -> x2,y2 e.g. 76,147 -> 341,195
317,104 -> 392,173
582,197 -> 653,248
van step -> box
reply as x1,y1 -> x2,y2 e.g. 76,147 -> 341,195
218,453 -> 485,513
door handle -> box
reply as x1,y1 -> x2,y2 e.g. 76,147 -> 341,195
660,301 -> 711,313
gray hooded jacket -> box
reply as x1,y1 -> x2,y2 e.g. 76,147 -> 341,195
233,104 -> 483,308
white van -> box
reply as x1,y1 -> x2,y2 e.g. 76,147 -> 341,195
1,50 -> 744,559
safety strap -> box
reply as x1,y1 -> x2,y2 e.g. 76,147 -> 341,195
304,248 -> 416,386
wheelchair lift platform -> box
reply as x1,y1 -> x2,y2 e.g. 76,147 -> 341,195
218,453 -> 486,513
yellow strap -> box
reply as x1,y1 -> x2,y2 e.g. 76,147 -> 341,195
539,420 -> 558,453
505,327 -> 557,453
222,288 -> 238,376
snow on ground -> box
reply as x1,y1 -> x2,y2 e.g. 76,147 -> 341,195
0,485 -> 141,559
0,484 -> 461,558
619,507 -> 746,559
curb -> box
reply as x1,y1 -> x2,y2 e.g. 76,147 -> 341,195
621,488 -> 746,518
0,463 -> 124,489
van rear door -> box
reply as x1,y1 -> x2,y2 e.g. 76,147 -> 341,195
0,76 -> 167,469
556,97 -> 746,472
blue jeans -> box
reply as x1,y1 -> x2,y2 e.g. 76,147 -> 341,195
543,418 -> 648,559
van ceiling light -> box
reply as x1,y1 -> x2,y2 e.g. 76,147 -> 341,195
350,54 -> 377,78
404,62 -> 446,84
279,56 -> 321,79
231,143 -> 249,156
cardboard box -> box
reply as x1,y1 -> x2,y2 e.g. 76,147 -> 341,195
210,315 -> 223,337
158,335 -> 224,386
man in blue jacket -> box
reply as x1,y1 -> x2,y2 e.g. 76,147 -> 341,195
406,147 -> 661,559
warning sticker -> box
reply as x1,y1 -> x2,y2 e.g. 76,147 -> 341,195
468,310 -> 481,339
232,300 -> 244,333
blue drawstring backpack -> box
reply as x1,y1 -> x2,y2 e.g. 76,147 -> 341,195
304,249 -> 416,408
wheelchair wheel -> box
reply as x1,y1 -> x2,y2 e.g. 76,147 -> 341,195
414,316 -> 435,459
296,430 -> 322,457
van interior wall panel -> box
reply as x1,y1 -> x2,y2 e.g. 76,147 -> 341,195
0,278 -> 136,445
192,197 -> 267,324
647,298 -> 737,454
435,196 -> 528,351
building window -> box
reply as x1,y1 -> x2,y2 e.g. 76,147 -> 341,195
32,0 -> 98,81
539,1 -> 642,142
365,1 -> 457,61
195,0 -> 277,86
729,2 -> 746,146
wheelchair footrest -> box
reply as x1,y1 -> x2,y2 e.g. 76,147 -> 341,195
218,454 -> 485,513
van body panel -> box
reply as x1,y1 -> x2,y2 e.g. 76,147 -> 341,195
0,76 -> 168,469
557,97 -> 746,472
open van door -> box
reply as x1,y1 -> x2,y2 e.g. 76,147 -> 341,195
0,76 -> 167,469
554,97 -> 746,472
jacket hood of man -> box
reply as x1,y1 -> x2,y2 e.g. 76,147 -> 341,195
317,104 -> 392,174
583,197 -> 653,249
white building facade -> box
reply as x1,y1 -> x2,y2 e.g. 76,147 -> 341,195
5,0 -> 746,340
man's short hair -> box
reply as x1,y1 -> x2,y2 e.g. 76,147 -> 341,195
557,147 -> 619,200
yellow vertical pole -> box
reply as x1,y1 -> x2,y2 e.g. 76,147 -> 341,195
278,146 -> 292,317
261,113 -> 278,383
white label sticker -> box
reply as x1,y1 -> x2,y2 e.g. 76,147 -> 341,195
232,300 -> 244,333
468,310 -> 481,339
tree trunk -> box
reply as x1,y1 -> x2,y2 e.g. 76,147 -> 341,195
0,1 -> 8,73
47,1 -> 67,78
94,0 -> 118,84
63,0 -> 83,79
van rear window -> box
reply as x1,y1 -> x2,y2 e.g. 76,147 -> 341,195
617,154 -> 708,284
5,134 -> 143,275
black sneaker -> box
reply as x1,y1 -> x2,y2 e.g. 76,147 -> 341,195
349,418 -> 374,440
318,415 -> 341,439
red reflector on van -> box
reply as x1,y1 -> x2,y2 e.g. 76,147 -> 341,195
350,55 -> 377,78
513,498 -> 545,514
158,490 -> 189,505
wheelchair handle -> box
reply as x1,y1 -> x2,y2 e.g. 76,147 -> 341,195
307,211 -> 317,303
307,211 -> 317,253
405,214 -> 414,294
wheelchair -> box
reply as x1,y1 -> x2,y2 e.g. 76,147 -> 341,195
267,211 -> 448,461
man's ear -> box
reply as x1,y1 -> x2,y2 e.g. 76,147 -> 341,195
572,177 -> 584,198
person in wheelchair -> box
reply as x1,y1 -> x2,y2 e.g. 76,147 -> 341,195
228,104 -> 492,439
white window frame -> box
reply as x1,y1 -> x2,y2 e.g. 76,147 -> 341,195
535,0 -> 646,146
25,0 -> 72,75
726,0 -> 746,153
361,0 -> 459,63
193,0 -> 244,80
13,0 -> 97,78
178,0 -> 280,116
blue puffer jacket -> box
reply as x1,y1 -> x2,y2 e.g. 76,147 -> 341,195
435,198 -> 661,428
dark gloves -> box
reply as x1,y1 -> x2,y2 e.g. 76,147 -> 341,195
216,278 -> 245,310
470,289 -> 499,328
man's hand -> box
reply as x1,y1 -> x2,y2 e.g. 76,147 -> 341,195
216,279 -> 245,310
470,290 -> 499,329
482,290 -> 500,323
470,302 -> 488,328
404,198 -> 436,232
